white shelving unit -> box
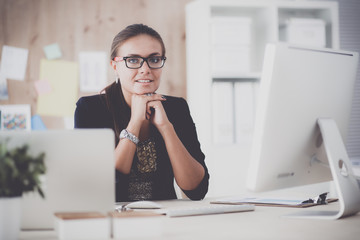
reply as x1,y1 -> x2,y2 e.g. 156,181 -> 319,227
185,0 -> 339,197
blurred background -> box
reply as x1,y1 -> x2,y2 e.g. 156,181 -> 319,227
0,0 -> 192,128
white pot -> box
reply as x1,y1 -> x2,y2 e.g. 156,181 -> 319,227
0,196 -> 22,240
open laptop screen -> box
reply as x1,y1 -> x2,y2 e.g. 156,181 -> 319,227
1,129 -> 115,230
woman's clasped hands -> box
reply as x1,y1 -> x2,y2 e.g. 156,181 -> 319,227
130,93 -> 168,129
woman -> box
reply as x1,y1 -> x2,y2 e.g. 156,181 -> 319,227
75,24 -> 209,202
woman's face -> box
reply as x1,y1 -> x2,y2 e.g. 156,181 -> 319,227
112,34 -> 164,100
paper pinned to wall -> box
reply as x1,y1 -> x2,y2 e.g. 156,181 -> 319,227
0,66 -> 9,100
37,59 -> 78,117
0,104 -> 31,131
0,45 -> 29,81
43,43 -> 62,60
31,114 -> 47,130
63,116 -> 74,129
79,51 -> 107,92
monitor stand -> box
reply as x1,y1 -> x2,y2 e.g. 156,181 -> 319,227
286,118 -> 360,219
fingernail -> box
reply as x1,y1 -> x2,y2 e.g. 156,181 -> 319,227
161,95 -> 167,100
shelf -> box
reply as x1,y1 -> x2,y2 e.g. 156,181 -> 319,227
186,0 -> 339,197
212,72 -> 262,81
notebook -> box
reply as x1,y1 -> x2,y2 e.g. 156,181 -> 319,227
0,129 -> 115,230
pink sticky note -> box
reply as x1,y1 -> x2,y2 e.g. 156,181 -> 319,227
34,80 -> 52,95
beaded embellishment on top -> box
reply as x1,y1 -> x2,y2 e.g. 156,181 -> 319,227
127,138 -> 158,201
136,138 -> 157,173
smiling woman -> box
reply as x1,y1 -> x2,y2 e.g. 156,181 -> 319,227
74,24 -> 209,202
112,34 -> 164,98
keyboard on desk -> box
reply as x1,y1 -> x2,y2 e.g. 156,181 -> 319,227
166,204 -> 255,217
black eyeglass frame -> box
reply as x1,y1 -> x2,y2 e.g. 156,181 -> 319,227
117,56 -> 167,69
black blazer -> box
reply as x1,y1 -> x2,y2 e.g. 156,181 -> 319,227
74,94 -> 209,201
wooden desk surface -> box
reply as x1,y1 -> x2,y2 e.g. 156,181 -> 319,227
20,198 -> 360,240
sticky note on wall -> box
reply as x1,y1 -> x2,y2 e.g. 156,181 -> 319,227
43,43 -> 62,60
34,79 -> 52,95
37,59 -> 78,117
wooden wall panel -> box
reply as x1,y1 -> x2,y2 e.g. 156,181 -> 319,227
0,0 -> 193,128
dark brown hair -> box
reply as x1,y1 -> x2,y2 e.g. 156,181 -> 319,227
103,24 -> 166,142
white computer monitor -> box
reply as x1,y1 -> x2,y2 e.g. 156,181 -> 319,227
246,43 -> 360,219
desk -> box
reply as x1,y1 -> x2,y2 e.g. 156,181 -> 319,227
19,198 -> 360,240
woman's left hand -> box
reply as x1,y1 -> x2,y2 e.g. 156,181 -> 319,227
146,94 -> 171,129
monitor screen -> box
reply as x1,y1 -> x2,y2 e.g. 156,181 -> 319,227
247,43 -> 358,192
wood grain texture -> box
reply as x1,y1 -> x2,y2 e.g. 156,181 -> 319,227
0,0 -> 192,128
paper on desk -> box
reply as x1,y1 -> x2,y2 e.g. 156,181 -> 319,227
211,196 -> 317,207
37,59 -> 78,117
0,45 -> 28,81
79,51 -> 107,92
213,196 -> 303,205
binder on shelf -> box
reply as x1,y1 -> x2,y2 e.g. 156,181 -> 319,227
211,16 -> 253,77
212,82 -> 234,144
234,81 -> 255,144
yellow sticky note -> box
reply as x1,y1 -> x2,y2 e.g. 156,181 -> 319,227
37,59 -> 78,117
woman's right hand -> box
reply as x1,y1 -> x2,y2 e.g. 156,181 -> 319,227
129,94 -> 149,125
127,93 -> 165,131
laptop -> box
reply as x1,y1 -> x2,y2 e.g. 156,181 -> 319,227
0,129 -> 115,230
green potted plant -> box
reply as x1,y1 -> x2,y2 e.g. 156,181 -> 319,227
0,139 -> 46,240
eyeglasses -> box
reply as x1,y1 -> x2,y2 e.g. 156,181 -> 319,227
113,56 -> 166,69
